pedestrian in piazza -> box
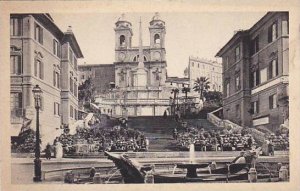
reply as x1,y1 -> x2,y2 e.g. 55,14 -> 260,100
219,136 -> 224,151
145,137 -> 149,151
45,143 -> 52,160
269,139 -> 275,156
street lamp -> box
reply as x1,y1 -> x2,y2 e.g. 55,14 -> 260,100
32,84 -> 43,182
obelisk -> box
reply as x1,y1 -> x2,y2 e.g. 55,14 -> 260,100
135,17 -> 147,87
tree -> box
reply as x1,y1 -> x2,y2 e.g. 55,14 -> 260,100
204,91 -> 223,106
78,77 -> 95,103
193,77 -> 210,100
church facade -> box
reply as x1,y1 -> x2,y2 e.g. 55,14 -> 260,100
99,13 -> 171,117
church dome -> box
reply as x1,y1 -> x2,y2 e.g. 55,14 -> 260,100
115,13 -> 132,28
150,12 -> 165,27
152,12 -> 162,21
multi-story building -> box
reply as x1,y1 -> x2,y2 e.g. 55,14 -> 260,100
216,12 -> 289,131
78,64 -> 115,94
10,14 -> 83,147
187,56 -> 222,92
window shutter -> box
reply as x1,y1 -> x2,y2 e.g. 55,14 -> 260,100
268,62 -> 273,79
276,58 -> 279,76
268,26 -> 272,43
34,24 -> 37,40
58,104 -> 61,116
256,70 -> 260,85
40,62 -> 44,79
40,27 -> 43,44
34,60 -> 37,76
58,73 -> 60,88
269,96 -> 273,109
18,93 -> 22,108
53,39 -> 55,55
250,72 -> 254,88
17,56 -> 22,75
53,71 -> 56,86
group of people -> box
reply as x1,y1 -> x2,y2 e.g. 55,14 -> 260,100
174,127 -> 256,151
54,123 -> 150,154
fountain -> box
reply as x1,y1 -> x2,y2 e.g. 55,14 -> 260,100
176,143 -> 209,178
189,143 -> 196,164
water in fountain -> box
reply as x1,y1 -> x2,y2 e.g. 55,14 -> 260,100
189,143 -> 195,164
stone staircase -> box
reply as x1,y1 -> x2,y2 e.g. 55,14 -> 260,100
127,116 -> 219,151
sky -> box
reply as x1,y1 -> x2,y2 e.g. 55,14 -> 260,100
51,12 -> 266,77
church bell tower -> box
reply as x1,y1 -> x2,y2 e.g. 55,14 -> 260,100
114,13 -> 133,62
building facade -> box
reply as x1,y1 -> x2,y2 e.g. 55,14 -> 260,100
10,14 -> 83,147
216,12 -> 289,131
78,64 -> 115,94
187,56 -> 222,92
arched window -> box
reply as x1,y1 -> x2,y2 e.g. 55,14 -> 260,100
120,35 -> 125,46
154,34 -> 160,44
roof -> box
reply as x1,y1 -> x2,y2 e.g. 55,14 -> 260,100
215,30 -> 248,57
31,14 -> 83,58
166,77 -> 189,83
215,12 -> 286,57
62,29 -> 84,58
78,64 -> 114,68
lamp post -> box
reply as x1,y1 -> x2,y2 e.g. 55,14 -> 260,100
32,84 -> 43,182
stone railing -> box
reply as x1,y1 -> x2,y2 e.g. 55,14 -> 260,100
207,108 -> 224,128
207,108 -> 243,132
101,98 -> 170,106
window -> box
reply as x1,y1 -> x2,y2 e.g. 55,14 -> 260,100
268,22 -> 278,43
70,105 -> 73,118
235,74 -> 240,91
260,68 -> 267,83
81,75 -> 85,80
10,18 -> 22,36
34,60 -> 44,79
120,35 -> 125,46
34,23 -> 43,44
197,63 -> 199,68
251,101 -> 259,114
269,94 -> 277,109
154,34 -> 160,44
235,104 -> 240,118
268,59 -> 278,79
74,109 -> 78,120
235,46 -> 240,62
70,77 -> 73,93
192,62 -> 194,67
74,57 -> 77,69
53,40 -> 59,57
10,93 -> 22,109
226,82 -> 230,97
10,55 -> 22,75
251,70 -> 260,87
225,56 -> 229,70
69,48 -> 74,64
54,102 -> 60,116
53,71 -> 60,88
74,82 -> 77,97
251,36 -> 259,55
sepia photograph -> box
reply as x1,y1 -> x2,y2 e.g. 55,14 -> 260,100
1,1 -> 300,191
